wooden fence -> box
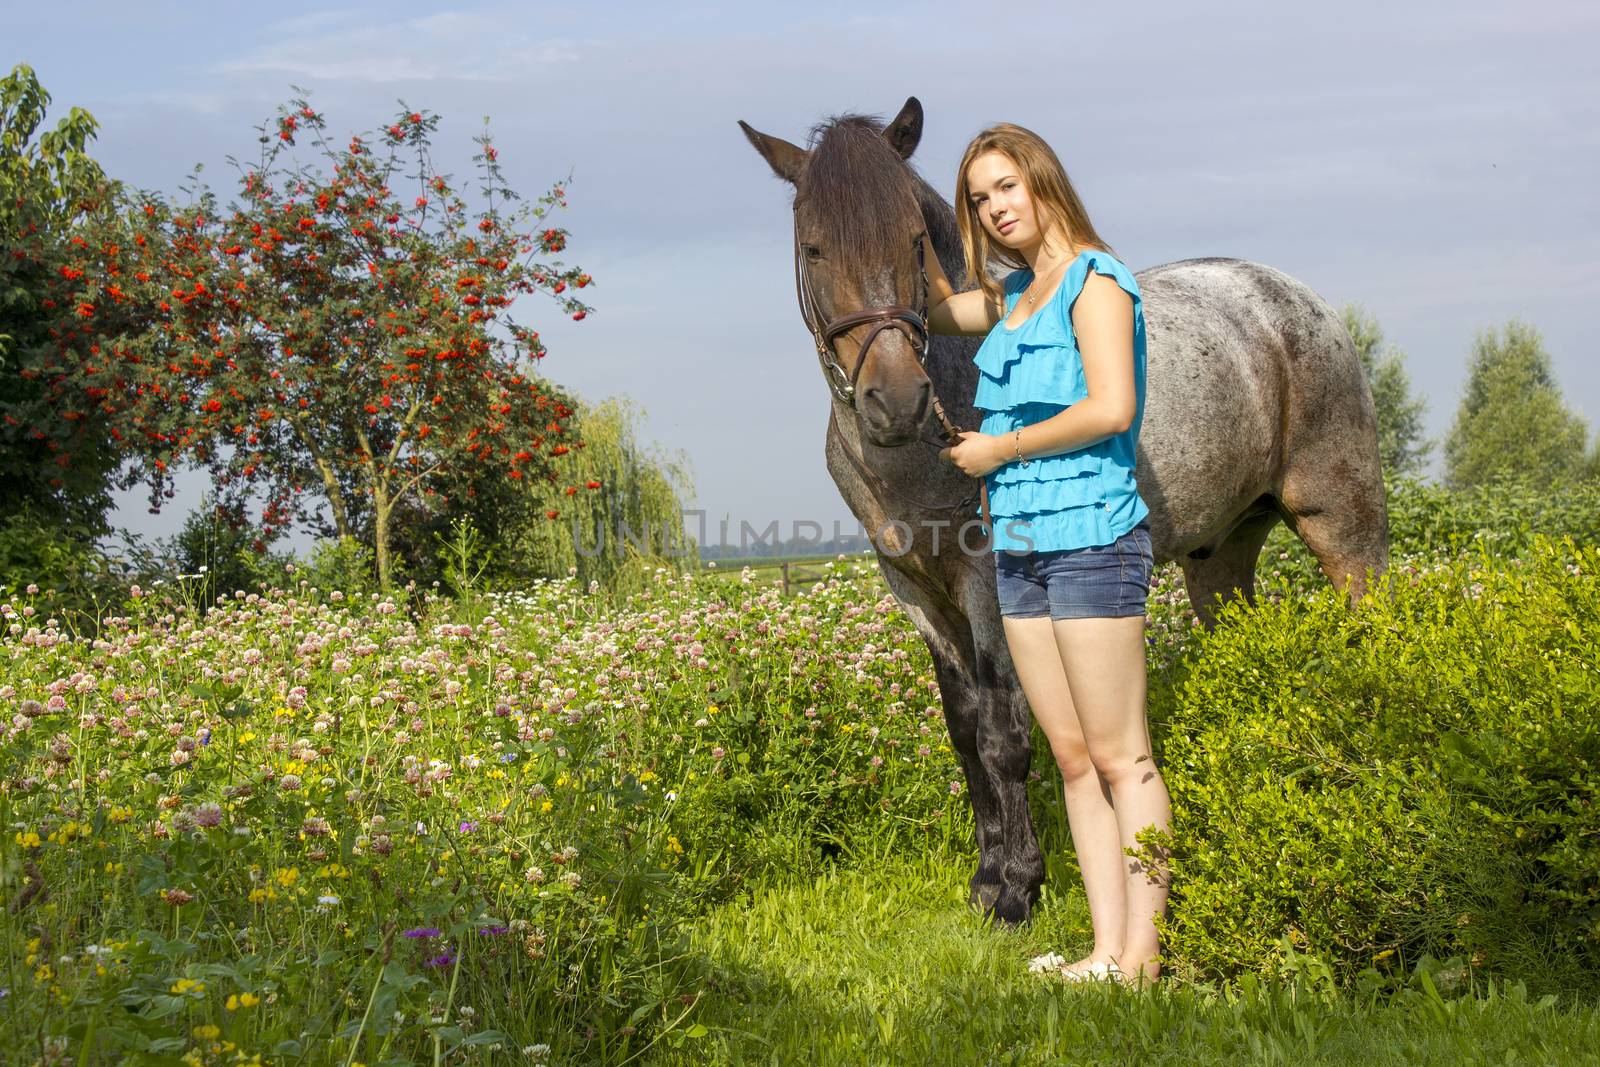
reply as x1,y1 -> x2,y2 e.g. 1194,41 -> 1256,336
779,560 -> 830,597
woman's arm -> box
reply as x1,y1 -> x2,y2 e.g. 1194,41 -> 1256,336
922,234 -> 1003,336
1013,272 -> 1137,458
939,271 -> 1136,477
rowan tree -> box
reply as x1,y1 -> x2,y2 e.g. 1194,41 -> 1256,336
32,95 -> 597,585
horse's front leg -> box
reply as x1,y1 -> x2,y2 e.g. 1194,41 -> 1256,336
970,642 -> 1045,925
928,652 -> 1006,909
875,562 -> 1008,911
952,556 -> 1045,925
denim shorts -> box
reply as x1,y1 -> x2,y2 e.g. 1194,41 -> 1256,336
993,522 -> 1153,620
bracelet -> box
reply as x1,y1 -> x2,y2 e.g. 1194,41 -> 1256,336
1013,428 -> 1030,467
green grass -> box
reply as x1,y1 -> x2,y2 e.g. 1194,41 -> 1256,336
661,851 -> 1600,1066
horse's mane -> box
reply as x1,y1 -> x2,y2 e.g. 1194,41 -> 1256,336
798,113 -> 960,271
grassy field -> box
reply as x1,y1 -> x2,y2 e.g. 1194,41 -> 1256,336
670,853 -> 1600,1066
2,540 -> 1596,1064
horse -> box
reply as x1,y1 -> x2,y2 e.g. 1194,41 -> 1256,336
738,97 -> 1388,924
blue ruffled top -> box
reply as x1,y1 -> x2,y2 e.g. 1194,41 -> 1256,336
972,250 -> 1149,553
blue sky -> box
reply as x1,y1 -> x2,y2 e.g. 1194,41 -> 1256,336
11,1 -> 1600,550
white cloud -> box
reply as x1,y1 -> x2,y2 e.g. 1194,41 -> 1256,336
216,10 -> 580,84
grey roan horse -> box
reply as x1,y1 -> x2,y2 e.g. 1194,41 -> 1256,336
739,98 -> 1388,924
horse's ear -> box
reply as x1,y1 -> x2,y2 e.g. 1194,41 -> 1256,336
738,120 -> 808,185
883,97 -> 923,160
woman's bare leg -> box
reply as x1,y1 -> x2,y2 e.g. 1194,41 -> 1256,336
1053,615 -> 1170,983
1001,615 -> 1126,969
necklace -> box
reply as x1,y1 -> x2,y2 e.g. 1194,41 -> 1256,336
1022,254 -> 1072,305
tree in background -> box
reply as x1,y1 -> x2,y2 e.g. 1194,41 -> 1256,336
33,95 -> 598,587
1444,319 -> 1590,489
1342,304 -> 1430,480
0,63 -> 121,535
502,396 -> 697,596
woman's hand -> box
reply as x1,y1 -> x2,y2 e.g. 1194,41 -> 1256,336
940,431 -> 1007,478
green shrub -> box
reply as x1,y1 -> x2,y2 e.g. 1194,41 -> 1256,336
164,497 -> 291,603
295,535 -> 377,597
1385,475 -> 1600,555
1153,538 -> 1600,990
1258,475 -> 1600,596
0,507 -> 127,631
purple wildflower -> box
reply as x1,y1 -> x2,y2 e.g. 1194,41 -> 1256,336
402,927 -> 442,939
477,925 -> 510,936
423,950 -> 458,969
459,820 -> 478,834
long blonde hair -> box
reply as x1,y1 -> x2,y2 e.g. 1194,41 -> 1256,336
954,123 -> 1111,305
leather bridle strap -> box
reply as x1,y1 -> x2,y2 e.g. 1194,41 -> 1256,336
794,211 -> 931,406
792,208 -> 992,536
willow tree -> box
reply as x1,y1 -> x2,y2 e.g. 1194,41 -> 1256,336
507,395 -> 696,596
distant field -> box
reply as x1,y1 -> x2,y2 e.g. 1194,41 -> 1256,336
697,552 -> 878,595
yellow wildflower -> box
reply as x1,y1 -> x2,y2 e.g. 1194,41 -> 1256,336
274,867 -> 299,887
538,800 -> 553,814
170,977 -> 205,996
667,835 -> 683,854
14,830 -> 41,849
193,1024 -> 221,1040
227,991 -> 262,1011
108,807 -> 134,824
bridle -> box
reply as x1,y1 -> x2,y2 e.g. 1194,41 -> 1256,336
792,209 -> 933,409
791,207 -> 993,535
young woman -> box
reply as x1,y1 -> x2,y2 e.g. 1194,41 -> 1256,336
926,123 -> 1171,986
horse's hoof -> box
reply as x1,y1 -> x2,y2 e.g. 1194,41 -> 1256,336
988,887 -> 1034,927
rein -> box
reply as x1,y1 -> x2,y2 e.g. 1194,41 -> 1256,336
792,210 -> 993,535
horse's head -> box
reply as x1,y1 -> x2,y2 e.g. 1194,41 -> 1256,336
740,98 -> 936,447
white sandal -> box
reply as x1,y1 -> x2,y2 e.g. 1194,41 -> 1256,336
1026,951 -> 1068,974
1060,960 -> 1124,984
